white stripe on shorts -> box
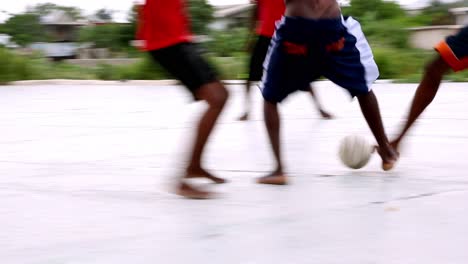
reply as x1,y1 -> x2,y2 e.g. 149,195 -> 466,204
259,17 -> 285,92
341,16 -> 379,90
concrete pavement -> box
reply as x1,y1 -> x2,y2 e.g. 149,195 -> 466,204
1,82 -> 468,263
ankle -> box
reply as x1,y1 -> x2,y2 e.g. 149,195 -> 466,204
186,164 -> 202,173
275,166 -> 283,174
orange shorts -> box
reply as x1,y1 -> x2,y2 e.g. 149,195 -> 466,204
434,26 -> 468,72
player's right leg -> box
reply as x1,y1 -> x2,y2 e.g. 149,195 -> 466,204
257,100 -> 288,185
256,18 -> 312,185
149,43 -> 229,199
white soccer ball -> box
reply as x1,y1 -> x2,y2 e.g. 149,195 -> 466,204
338,135 -> 373,169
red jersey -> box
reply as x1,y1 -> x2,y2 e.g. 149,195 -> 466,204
137,0 -> 193,51
256,0 -> 285,37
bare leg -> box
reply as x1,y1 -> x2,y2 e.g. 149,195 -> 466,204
176,81 -> 229,199
257,101 -> 288,185
393,55 -> 451,149
238,80 -> 252,121
308,85 -> 333,119
357,90 -> 399,171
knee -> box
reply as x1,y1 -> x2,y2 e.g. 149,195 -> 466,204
425,56 -> 450,78
206,83 -> 229,109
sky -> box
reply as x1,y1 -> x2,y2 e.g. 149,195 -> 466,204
0,0 -> 461,23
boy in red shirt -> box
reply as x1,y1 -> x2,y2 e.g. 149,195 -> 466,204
238,0 -> 333,121
137,0 -> 229,199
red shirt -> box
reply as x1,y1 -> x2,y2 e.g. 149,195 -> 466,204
137,0 -> 193,51
256,0 -> 285,37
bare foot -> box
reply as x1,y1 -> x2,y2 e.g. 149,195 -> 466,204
319,110 -> 334,120
390,139 -> 400,153
238,113 -> 249,121
375,144 -> 399,171
186,166 -> 227,184
176,182 -> 213,199
257,170 -> 288,185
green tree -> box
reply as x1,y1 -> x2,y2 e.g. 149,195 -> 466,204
95,9 -> 114,22
418,0 -> 455,25
345,0 -> 405,20
29,3 -> 83,19
79,24 -> 122,50
118,5 -> 140,48
208,27 -> 249,57
1,13 -> 46,46
345,0 -> 382,19
378,1 -> 405,20
187,0 -> 214,35
342,0 -> 410,48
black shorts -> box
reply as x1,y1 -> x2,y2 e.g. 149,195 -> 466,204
149,43 -> 218,98
249,35 -> 272,81
435,26 -> 468,72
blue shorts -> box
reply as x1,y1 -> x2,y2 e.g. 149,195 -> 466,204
435,26 -> 468,72
260,16 -> 379,103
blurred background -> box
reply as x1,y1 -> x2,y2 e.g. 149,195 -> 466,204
0,0 -> 467,84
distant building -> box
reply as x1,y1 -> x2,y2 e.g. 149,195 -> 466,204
30,10 -> 87,60
408,7 -> 467,50
0,33 -> 18,48
451,7 -> 468,25
41,10 -> 87,41
209,4 -> 254,31
408,25 -> 463,50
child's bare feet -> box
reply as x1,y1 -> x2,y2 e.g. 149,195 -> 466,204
319,110 -> 334,120
257,170 -> 288,185
176,182 -> 213,199
376,144 -> 399,171
390,139 -> 401,153
238,113 -> 249,121
186,166 -> 227,184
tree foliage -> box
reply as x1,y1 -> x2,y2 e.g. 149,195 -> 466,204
342,0 -> 409,48
0,3 -> 87,46
417,0 -> 455,25
345,0 -> 405,20
95,9 -> 114,22
118,5 -> 140,48
79,24 -> 122,50
29,3 -> 83,19
79,5 -> 139,52
187,0 -> 214,35
0,14 -> 46,46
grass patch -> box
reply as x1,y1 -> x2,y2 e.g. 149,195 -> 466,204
1,47 -> 467,84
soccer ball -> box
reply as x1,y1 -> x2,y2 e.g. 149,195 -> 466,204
338,135 -> 373,169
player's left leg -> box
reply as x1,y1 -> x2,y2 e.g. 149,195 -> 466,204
239,36 -> 272,121
356,90 -> 399,170
308,85 -> 334,119
185,81 -> 228,184
150,43 -> 229,199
